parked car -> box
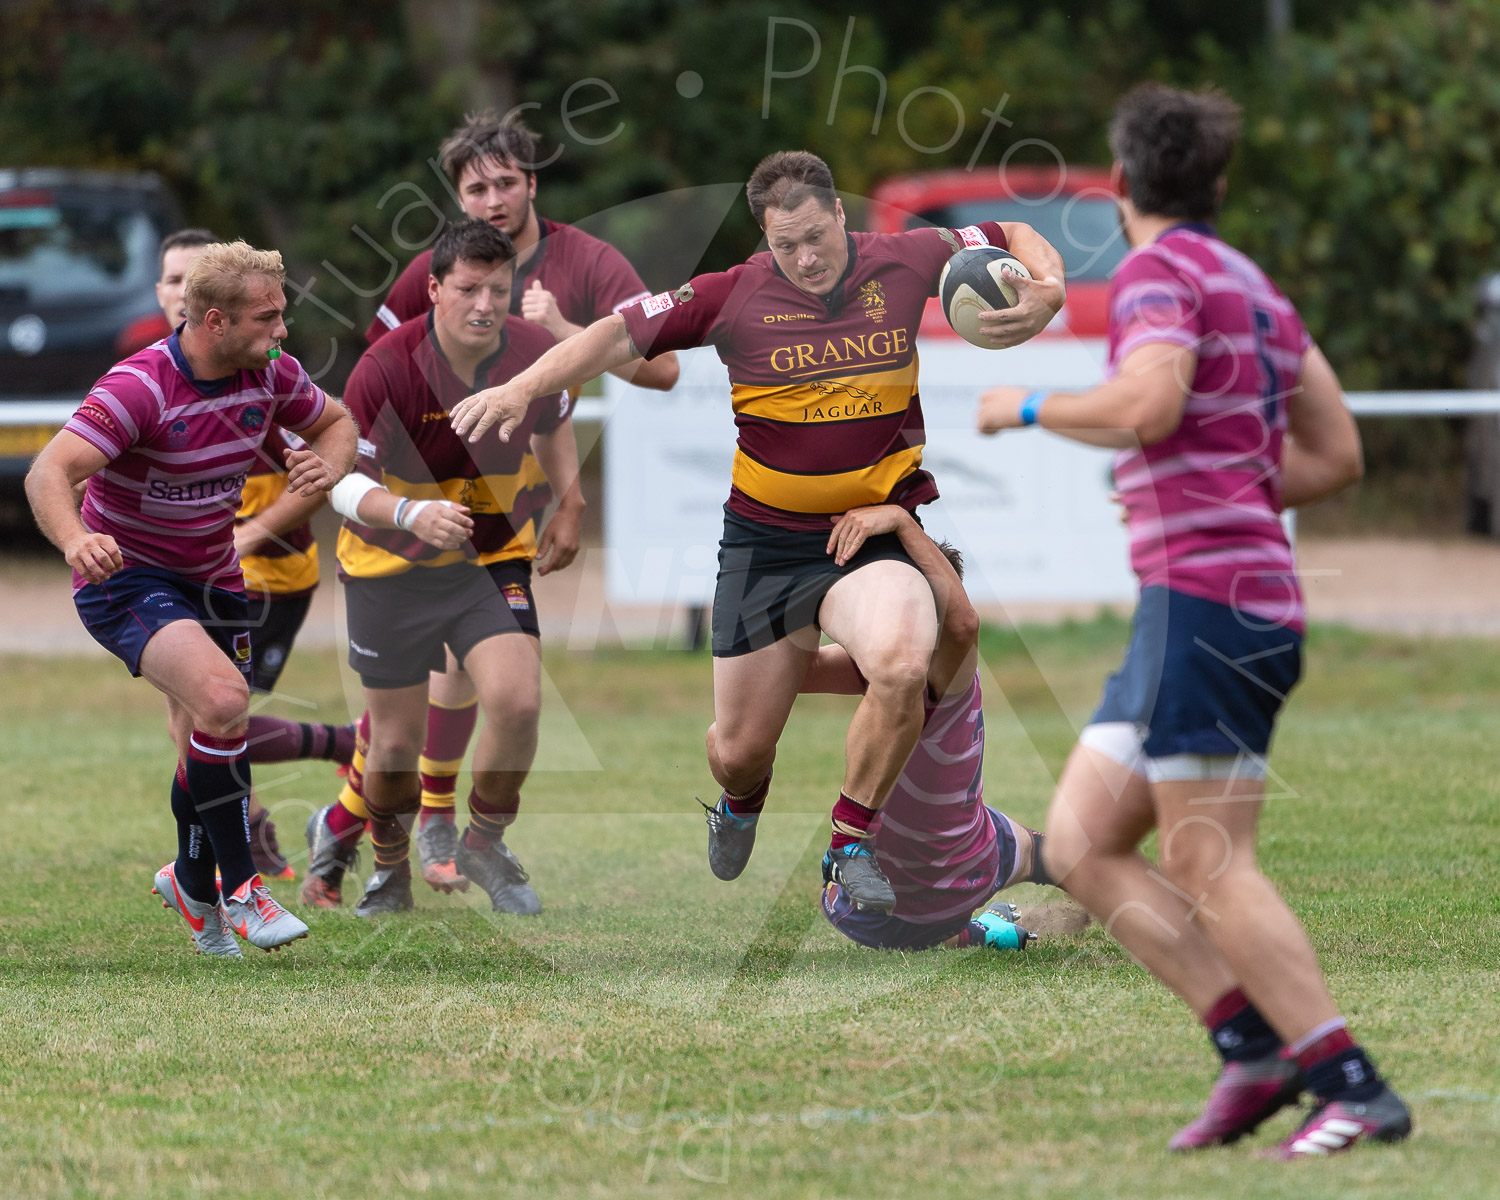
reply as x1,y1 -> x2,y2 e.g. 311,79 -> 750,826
0,168 -> 180,481
866,165 -> 1128,341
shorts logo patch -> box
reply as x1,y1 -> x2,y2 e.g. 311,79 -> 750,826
349,640 -> 379,658
639,291 -> 676,318
232,631 -> 252,663
503,583 -> 531,612
240,406 -> 266,432
956,224 -> 991,248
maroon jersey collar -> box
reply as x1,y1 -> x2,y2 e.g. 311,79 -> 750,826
508,216 -> 554,314
423,308 -> 509,389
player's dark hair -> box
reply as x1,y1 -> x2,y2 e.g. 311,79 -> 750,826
746,150 -> 837,227
158,227 -> 218,273
1109,82 -> 1242,221
439,108 -> 547,183
936,539 -> 964,581
430,218 -> 517,282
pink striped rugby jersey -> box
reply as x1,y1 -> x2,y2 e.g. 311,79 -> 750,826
869,669 -> 1000,924
64,335 -> 328,591
1107,224 -> 1312,632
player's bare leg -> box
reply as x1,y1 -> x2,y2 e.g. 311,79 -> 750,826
814,560 -> 937,912
457,633 -> 543,914
418,652 -> 480,891
703,634 -> 817,879
355,682 -> 428,916
1044,745 -> 1239,1012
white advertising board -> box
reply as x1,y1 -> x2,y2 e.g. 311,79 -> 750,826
602,338 -> 1138,607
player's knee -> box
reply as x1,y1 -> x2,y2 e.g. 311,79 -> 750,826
481,687 -> 540,735
858,645 -> 929,697
1159,838 -> 1229,898
711,729 -> 774,782
195,674 -> 250,738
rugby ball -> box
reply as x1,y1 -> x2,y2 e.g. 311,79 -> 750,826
939,246 -> 1033,347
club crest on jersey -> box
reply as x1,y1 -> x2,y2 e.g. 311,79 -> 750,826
859,280 -> 887,325
232,631 -> 252,663
240,406 -> 266,432
503,583 -> 531,612
167,419 -> 189,444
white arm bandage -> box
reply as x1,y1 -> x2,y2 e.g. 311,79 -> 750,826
329,472 -> 382,522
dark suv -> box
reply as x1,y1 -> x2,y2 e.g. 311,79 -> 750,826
0,168 -> 180,480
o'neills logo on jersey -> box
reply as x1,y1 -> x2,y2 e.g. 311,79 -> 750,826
768,327 -> 909,374
859,280 -> 887,324
763,312 -> 816,323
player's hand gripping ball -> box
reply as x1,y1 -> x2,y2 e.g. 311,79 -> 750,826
939,246 -> 1034,347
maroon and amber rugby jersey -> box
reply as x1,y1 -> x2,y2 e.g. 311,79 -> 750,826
336,312 -> 570,579
236,425 -> 319,598
366,218 -> 652,345
621,223 -> 1007,530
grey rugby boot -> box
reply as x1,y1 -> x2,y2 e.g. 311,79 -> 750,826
353,868 -> 415,917
821,843 -> 897,913
455,834 -> 542,915
300,804 -> 360,909
152,863 -> 243,959
701,795 -> 759,881
220,874 -> 310,950
416,819 -> 470,894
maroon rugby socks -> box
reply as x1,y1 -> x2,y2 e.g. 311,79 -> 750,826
464,786 -> 519,849
722,772 -> 771,823
246,716 -> 355,765
1291,1020 -> 1383,1103
829,792 -> 879,851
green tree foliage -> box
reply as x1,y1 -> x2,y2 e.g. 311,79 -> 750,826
0,0 -> 1486,404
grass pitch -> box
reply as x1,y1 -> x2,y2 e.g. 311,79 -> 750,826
1,619 -> 1496,1198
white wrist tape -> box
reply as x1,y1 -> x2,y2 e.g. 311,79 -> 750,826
397,499 -> 433,532
329,473 -> 381,521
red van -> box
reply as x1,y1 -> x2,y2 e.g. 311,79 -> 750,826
866,166 -> 1126,341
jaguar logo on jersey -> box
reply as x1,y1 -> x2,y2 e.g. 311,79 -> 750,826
458,478 -> 490,513
859,280 -> 887,324
801,379 -> 885,422
240,406 -> 266,432
232,631 -> 252,664
503,583 -> 531,612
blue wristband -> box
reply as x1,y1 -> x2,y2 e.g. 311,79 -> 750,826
1019,390 -> 1047,426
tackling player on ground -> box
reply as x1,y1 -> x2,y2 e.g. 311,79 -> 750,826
788,505 -> 1058,952
157,229 -> 355,880
311,219 -> 580,917
452,150 -> 1065,914
320,111 -> 672,894
977,83 -> 1410,1159
25,241 -> 357,957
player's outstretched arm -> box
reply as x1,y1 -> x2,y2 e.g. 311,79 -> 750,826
452,314 -> 637,443
977,222 -> 1066,348
25,430 -> 121,583
284,400 -> 358,496
611,349 -> 680,392
1282,343 -> 1363,508
977,340 -> 1194,448
530,418 -> 586,576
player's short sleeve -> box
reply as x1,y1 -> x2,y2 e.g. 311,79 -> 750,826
268,356 -> 328,433
532,387 -> 573,436
341,351 -> 398,483
619,266 -> 744,359
62,371 -> 158,460
366,254 -> 432,345
898,221 -> 1010,296
585,240 -> 653,320
1109,249 -> 1203,361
